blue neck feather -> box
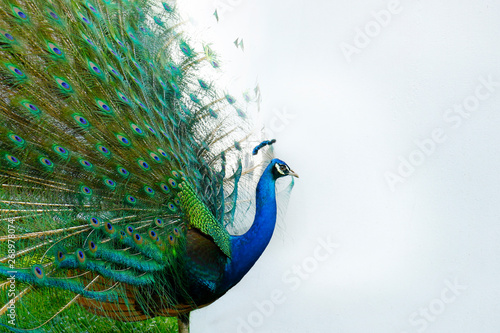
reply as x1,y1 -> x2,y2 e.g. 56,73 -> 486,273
218,161 -> 277,292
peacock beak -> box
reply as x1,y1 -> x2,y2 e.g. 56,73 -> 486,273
288,170 -> 299,178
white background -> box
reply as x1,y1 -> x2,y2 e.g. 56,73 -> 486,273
177,0 -> 500,332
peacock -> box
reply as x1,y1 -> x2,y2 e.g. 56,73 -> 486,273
0,0 -> 297,332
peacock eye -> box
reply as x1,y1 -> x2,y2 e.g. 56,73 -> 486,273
90,217 -> 100,227
155,218 -> 164,227
33,265 -> 44,279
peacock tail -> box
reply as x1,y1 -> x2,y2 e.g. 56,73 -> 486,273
0,0 -> 296,331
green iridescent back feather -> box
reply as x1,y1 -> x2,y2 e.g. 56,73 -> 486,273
0,0 -> 257,331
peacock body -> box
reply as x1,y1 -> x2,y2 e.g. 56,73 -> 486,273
0,0 -> 297,332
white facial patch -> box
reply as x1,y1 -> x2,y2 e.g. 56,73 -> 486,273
275,163 -> 287,175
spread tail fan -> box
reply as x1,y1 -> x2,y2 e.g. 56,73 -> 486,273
0,0 -> 297,332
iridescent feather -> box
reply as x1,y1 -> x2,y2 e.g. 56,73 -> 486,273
0,0 -> 296,332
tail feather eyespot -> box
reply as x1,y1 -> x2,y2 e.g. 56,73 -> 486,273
117,91 -> 130,104
39,157 -> 53,169
160,183 -> 170,194
149,230 -> 158,241
116,134 -> 131,147
144,185 -> 155,196
7,64 -> 25,78
53,145 -> 69,158
168,178 -> 177,188
12,7 -> 28,20
117,166 -> 130,178
133,233 -> 143,245
103,178 -> 116,190
138,159 -> 150,171
96,99 -> 113,114
125,195 -> 137,205
80,185 -> 92,196
21,101 -> 40,114
131,123 -> 144,135
105,222 -> 115,235
150,152 -> 161,163
76,249 -> 86,264
79,159 -> 93,169
88,61 -> 102,75
154,217 -> 164,227
126,225 -> 134,236
5,154 -> 20,167
56,251 -> 66,262
32,265 -> 44,279
88,241 -> 98,254
55,77 -> 72,91
90,217 -> 100,228
8,133 -> 24,145
47,42 -> 64,57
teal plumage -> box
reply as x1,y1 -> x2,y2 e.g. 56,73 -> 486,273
0,0 -> 297,332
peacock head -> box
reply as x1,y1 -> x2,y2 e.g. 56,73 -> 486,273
271,159 -> 299,179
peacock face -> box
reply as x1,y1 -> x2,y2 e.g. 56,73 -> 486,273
272,159 -> 299,179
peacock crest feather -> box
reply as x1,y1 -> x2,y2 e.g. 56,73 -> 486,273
0,0 -> 297,332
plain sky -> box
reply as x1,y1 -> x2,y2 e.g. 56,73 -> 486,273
177,0 -> 500,332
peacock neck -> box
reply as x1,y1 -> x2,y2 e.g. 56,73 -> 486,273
218,162 -> 277,293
